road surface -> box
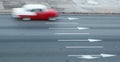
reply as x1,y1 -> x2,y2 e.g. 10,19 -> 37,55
0,14 -> 120,62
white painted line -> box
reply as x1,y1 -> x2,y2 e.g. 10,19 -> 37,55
77,27 -> 89,30
68,53 -> 116,58
45,22 -> 79,24
66,46 -> 103,48
58,39 -> 88,42
77,55 -> 100,59
55,33 -> 90,35
58,39 -> 101,42
68,55 -> 99,57
49,27 -> 89,30
68,17 -> 79,20
58,17 -> 79,20
48,28 -> 76,30
88,39 -> 102,42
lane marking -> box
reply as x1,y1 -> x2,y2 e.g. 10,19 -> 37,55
66,46 -> 103,48
77,55 -> 100,59
49,28 -> 76,30
45,22 -> 79,24
58,39 -> 101,42
54,33 -> 90,35
58,17 -> 79,20
77,27 -> 89,30
68,17 -> 79,20
68,53 -> 116,59
48,27 -> 89,30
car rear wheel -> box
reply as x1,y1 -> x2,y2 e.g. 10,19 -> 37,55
22,17 -> 31,21
49,17 -> 57,21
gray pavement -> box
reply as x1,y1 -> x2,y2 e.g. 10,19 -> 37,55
0,14 -> 120,62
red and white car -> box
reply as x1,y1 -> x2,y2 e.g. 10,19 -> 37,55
12,4 -> 59,20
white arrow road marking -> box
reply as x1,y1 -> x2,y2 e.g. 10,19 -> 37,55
68,17 -> 79,20
45,22 -> 79,24
68,53 -> 116,59
66,46 -> 103,48
58,39 -> 101,42
101,53 -> 116,57
55,33 -> 90,35
49,27 -> 89,30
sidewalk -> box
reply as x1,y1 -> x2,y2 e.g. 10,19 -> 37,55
1,0 -> 120,14
0,0 -> 4,9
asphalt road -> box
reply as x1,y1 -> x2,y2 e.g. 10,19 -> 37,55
0,14 -> 120,62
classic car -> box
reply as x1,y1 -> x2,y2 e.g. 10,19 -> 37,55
12,4 -> 59,20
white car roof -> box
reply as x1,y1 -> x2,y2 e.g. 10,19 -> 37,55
22,4 -> 47,10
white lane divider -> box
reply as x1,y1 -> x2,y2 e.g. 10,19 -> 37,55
45,22 -> 79,24
58,17 -> 79,20
58,39 -> 101,42
68,53 -> 116,59
77,27 -> 89,30
66,46 -> 103,48
68,17 -> 79,20
49,27 -> 89,30
54,33 -> 90,35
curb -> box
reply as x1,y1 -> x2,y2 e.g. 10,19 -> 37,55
0,9 -> 11,14
0,9 -> 120,15
60,12 -> 120,15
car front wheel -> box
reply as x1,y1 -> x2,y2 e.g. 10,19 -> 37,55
22,17 -> 31,21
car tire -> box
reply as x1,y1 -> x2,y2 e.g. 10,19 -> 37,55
22,17 -> 31,21
49,17 -> 57,21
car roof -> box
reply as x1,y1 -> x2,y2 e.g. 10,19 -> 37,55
23,4 -> 47,10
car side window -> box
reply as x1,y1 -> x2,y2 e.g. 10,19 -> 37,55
30,9 -> 43,12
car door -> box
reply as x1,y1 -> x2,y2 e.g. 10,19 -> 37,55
28,9 -> 45,20
34,9 -> 46,19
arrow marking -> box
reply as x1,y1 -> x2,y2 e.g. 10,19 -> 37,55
68,53 -> 116,59
101,53 -> 116,57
